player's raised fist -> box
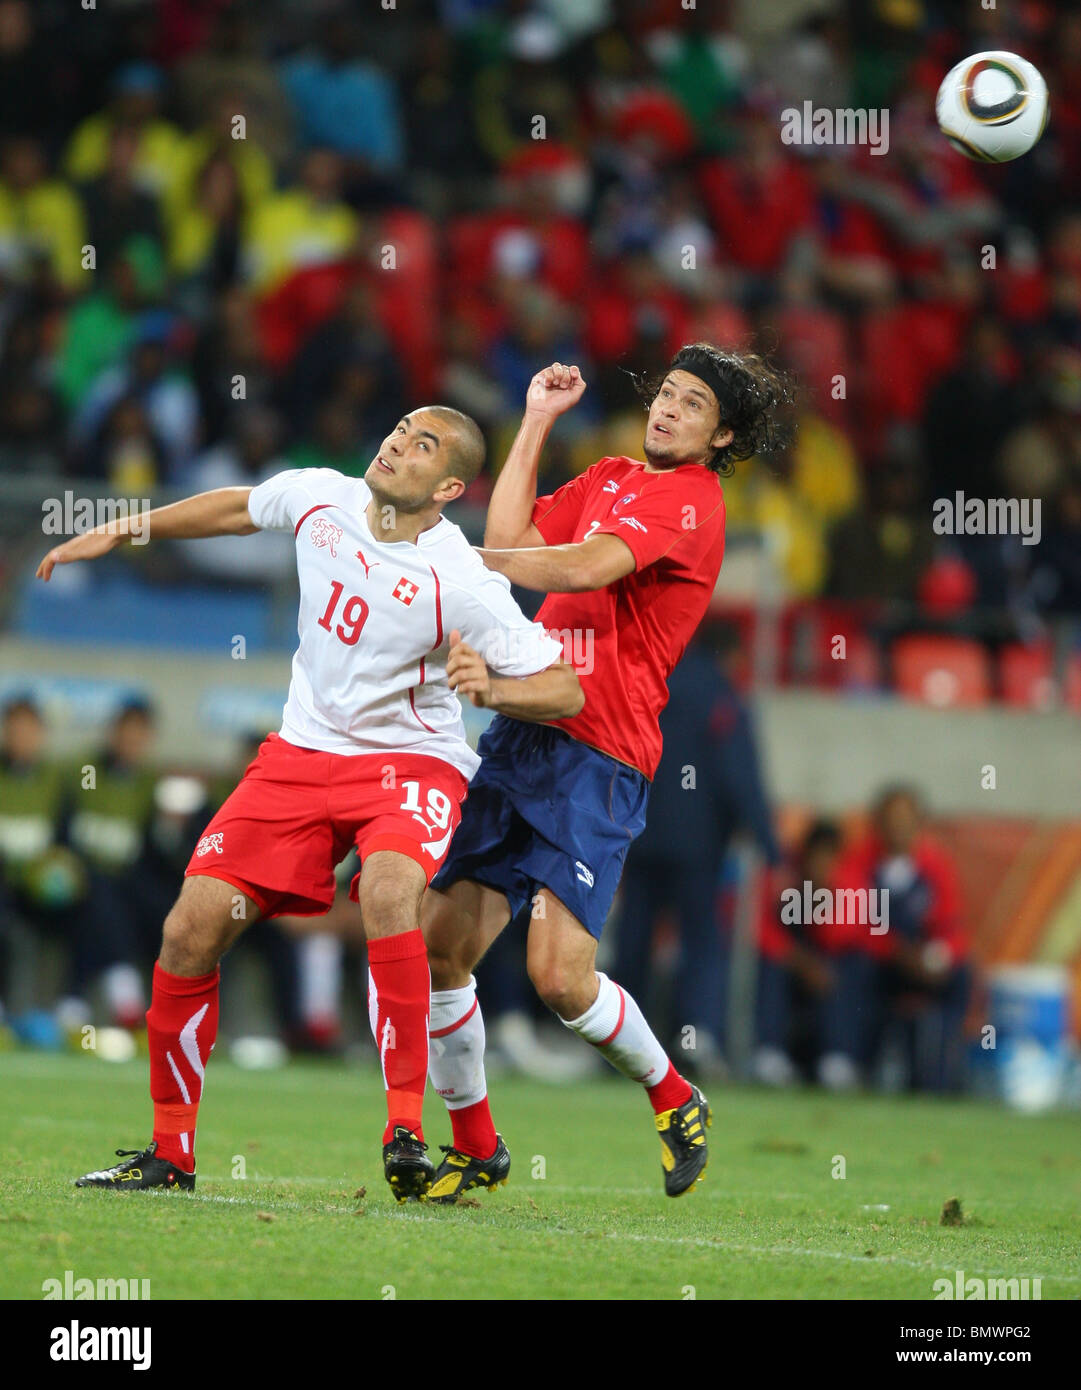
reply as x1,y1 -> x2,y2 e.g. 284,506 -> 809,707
525,362 -> 587,420
446,628 -> 492,708
36,529 -> 122,582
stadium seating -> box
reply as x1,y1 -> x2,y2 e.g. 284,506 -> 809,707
892,634 -> 993,708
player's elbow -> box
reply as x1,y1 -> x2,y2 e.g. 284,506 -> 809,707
232,487 -> 258,534
568,538 -> 633,592
567,549 -> 608,592
553,664 -> 585,717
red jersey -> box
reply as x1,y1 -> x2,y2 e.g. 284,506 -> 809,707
830,833 -> 966,963
531,456 -> 726,778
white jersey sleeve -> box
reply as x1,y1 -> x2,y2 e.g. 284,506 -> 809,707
248,469 -> 362,532
443,565 -> 563,678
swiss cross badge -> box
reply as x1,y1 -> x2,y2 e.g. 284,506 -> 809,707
393,577 -> 419,606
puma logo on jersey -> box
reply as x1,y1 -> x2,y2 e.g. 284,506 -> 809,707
195,833 -> 224,857
355,548 -> 380,579
575,860 -> 594,888
310,518 -> 343,557
393,578 -> 419,606
421,827 -> 453,859
602,479 -> 620,494
618,516 -> 648,534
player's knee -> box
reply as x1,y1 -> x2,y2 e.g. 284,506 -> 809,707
361,879 -> 416,939
427,944 -> 461,990
425,922 -> 479,988
528,958 -> 576,1015
421,890 -> 480,987
159,900 -> 224,975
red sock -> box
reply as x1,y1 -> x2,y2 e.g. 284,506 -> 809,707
367,930 -> 430,1144
146,962 -> 219,1172
645,1060 -> 694,1115
448,1098 -> 498,1160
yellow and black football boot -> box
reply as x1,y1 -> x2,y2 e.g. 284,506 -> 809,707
655,1085 -> 711,1196
427,1136 -> 510,1204
382,1126 -> 434,1203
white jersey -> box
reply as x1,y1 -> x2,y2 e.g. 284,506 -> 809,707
247,468 -> 562,780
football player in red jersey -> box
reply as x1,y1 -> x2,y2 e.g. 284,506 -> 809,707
422,343 -> 793,1201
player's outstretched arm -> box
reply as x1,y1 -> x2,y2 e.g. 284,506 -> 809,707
476,532 -> 635,594
36,487 -> 258,581
446,629 -> 583,721
484,362 -> 587,550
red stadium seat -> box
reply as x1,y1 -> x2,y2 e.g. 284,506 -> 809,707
892,635 -> 992,708
1000,642 -> 1057,711
1065,654 -> 1081,712
783,601 -> 881,690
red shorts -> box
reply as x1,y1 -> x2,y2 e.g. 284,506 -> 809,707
184,732 -> 469,918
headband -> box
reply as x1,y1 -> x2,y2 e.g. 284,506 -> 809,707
668,346 -> 738,421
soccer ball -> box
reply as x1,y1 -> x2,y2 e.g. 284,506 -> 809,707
935,50 -> 1049,162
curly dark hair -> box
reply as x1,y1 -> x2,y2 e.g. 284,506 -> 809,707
635,342 -> 797,476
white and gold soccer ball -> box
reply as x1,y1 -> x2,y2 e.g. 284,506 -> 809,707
935,50 -> 1049,162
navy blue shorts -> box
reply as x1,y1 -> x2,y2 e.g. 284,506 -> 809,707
431,715 -> 650,940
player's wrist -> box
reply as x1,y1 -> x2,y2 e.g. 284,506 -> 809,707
89,526 -> 127,552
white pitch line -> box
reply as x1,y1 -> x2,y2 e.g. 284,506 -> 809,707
187,1188 -> 1081,1286
193,1176 -> 1081,1218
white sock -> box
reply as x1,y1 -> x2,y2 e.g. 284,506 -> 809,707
428,976 -> 488,1110
562,972 -> 670,1089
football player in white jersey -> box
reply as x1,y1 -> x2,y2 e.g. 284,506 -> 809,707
37,405 -> 582,1202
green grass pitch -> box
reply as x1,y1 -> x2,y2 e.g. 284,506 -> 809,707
1,1051 -> 1079,1300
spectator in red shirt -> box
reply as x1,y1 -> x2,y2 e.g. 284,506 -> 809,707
754,818 -> 861,1089
831,785 -> 970,1093
698,110 -> 815,298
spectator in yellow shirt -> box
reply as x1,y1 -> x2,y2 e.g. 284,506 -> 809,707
169,154 -> 246,291
243,148 -> 358,294
64,63 -> 182,202
0,135 -> 85,290
789,409 -> 862,525
722,457 -> 829,598
162,90 -> 274,239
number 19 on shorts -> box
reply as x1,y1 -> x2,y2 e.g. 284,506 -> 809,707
400,780 -> 453,834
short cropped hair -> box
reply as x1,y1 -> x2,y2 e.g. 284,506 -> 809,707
427,406 -> 486,486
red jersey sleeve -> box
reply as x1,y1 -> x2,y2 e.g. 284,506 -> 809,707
757,867 -> 797,963
593,471 -> 725,572
824,843 -> 877,955
531,461 -> 605,545
915,840 -> 967,965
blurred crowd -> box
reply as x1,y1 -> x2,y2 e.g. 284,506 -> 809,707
0,0 -> 1079,646
0,692 -> 357,1051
